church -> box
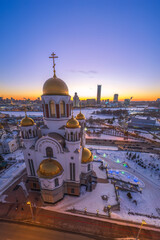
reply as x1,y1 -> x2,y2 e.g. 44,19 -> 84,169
20,53 -> 94,204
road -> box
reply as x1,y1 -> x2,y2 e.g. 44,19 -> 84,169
0,221 -> 97,240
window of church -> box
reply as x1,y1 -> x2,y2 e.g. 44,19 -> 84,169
46,147 -> 53,158
55,178 -> 59,187
71,132 -> 73,141
49,100 -> 56,117
70,163 -> 75,181
88,164 -> 90,171
28,159 -> 35,176
71,156 -> 74,160
60,101 -> 65,116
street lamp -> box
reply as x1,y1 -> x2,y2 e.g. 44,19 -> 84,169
107,205 -> 111,217
27,201 -> 34,221
135,220 -> 146,240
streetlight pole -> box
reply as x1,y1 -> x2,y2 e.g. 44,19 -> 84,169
27,201 -> 34,221
135,220 -> 146,240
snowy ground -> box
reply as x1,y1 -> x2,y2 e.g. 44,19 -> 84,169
0,150 -> 25,195
43,182 -> 117,216
92,149 -> 160,226
86,133 -> 141,142
86,145 -> 118,151
43,149 -> 160,227
93,161 -> 107,179
96,150 -> 160,186
2,149 -> 24,162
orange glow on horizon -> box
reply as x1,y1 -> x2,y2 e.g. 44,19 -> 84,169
1,93 -> 158,102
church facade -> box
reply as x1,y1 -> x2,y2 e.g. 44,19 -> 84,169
20,53 -> 94,204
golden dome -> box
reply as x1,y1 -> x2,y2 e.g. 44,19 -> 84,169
43,76 -> 69,96
66,116 -> 80,128
0,123 -> 4,129
21,114 -> 34,127
81,148 -> 93,163
76,111 -> 85,120
37,159 -> 63,179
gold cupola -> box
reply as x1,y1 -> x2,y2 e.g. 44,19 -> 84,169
37,158 -> 63,179
43,52 -> 69,96
20,111 -> 34,127
66,115 -> 80,128
81,147 -> 93,163
43,76 -> 69,96
76,112 -> 85,120
76,103 -> 85,120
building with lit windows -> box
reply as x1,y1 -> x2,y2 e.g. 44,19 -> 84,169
20,53 -> 94,204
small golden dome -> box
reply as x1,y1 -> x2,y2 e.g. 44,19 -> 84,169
76,112 -> 85,120
66,116 -> 80,128
21,114 -> 34,127
81,147 -> 93,163
0,123 -> 4,129
37,159 -> 63,179
43,76 -> 69,96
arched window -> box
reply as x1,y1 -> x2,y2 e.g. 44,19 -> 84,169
46,147 -> 53,158
55,178 -> 59,187
60,101 -> 65,116
88,164 -> 90,171
71,132 -> 73,141
28,159 -> 35,176
50,100 -> 56,117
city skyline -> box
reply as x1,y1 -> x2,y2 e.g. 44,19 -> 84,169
0,0 -> 160,101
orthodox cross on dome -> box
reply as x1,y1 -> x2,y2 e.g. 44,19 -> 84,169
49,52 -> 58,78
24,107 -> 27,116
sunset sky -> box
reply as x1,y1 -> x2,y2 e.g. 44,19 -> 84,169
0,0 -> 160,101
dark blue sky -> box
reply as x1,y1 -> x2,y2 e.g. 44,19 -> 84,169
0,0 -> 160,100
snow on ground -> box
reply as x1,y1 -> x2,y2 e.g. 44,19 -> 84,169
93,162 -> 107,179
86,145 -> 118,151
0,150 -> 25,195
114,189 -> 160,226
0,162 -> 26,195
86,133 -> 141,142
43,182 -> 117,215
107,169 -> 145,188
3,149 -> 24,162
97,150 -> 160,186
92,148 -> 160,226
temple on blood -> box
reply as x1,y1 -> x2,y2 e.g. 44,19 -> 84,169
20,53 -> 93,203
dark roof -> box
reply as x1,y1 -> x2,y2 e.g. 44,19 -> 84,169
48,132 -> 65,148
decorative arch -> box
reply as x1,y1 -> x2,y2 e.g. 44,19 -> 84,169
49,100 -> 56,117
35,136 -> 63,155
60,101 -> 65,116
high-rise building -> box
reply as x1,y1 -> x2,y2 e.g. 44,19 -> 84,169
73,92 -> 80,107
97,85 -> 101,104
113,94 -> 118,102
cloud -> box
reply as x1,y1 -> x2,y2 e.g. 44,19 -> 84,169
70,70 -> 97,74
